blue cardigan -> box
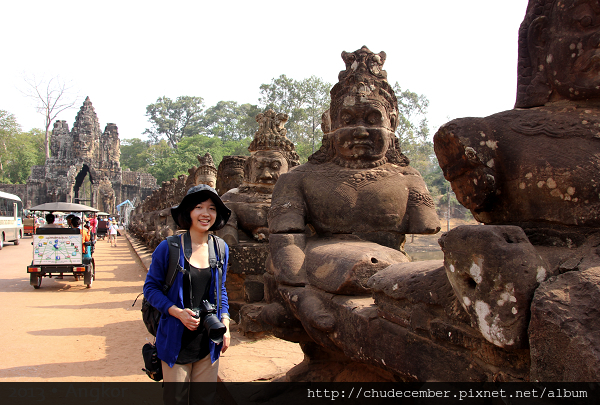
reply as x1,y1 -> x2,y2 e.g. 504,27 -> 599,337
143,235 -> 230,368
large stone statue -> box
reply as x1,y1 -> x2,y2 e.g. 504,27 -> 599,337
185,152 -> 217,191
215,110 -> 299,334
216,155 -> 247,196
219,109 -> 300,245
262,47 -> 447,380
434,0 -> 600,381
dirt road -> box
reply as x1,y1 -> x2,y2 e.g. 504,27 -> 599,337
0,233 -> 303,383
0,234 -> 153,381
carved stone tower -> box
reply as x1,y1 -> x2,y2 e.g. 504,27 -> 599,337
17,97 -> 156,214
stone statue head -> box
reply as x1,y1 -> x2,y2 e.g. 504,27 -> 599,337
516,0 -> 600,107
216,155 -> 248,195
185,152 -> 217,191
194,152 -> 217,188
244,109 -> 300,187
309,46 -> 409,168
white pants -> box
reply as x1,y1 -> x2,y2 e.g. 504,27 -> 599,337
162,356 -> 219,405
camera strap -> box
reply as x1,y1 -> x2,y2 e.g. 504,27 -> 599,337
208,234 -> 223,312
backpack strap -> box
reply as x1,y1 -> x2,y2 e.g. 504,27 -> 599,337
163,234 -> 182,293
208,234 -> 225,311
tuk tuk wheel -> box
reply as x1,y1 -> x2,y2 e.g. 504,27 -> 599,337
30,274 -> 42,289
0,234 -> 3,250
86,262 -> 94,288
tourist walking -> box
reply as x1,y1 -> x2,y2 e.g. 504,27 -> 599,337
89,213 -> 98,241
108,220 -> 118,247
143,184 -> 231,405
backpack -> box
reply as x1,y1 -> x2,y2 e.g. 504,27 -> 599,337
135,233 -> 226,337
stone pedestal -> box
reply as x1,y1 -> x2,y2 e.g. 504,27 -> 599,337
225,243 -> 271,334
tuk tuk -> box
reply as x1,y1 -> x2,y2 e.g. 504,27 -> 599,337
23,215 -> 41,236
96,212 -> 110,240
27,202 -> 98,289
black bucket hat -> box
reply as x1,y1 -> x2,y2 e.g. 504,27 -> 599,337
171,184 -> 231,231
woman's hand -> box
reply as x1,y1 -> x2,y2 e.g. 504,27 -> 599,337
169,306 -> 200,331
221,318 -> 231,353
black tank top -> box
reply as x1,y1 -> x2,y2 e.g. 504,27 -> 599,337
176,262 -> 211,364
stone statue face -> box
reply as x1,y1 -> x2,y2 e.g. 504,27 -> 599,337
221,166 -> 244,191
332,104 -> 391,163
248,151 -> 288,185
544,0 -> 600,100
195,174 -> 216,188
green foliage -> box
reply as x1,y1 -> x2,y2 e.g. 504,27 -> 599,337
391,83 -> 447,200
0,111 -> 45,184
144,96 -> 205,148
137,135 -> 252,185
202,101 -> 261,141
120,138 -> 152,172
259,75 -> 330,161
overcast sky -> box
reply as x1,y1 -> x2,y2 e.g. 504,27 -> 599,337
1,0 -> 529,141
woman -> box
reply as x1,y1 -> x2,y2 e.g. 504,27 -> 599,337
143,184 -> 231,405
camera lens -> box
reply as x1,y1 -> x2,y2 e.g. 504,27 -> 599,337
203,314 -> 227,344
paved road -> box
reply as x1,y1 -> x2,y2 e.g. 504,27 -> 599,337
0,234 -> 152,382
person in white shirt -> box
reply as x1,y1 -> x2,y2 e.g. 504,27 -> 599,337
108,220 -> 118,247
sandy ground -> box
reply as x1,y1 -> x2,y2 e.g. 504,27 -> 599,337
404,217 -> 479,259
0,233 -> 303,383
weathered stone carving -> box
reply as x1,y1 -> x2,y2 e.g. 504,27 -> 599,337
433,0 -> 600,381
263,47 -> 455,381
439,225 -> 549,349
98,176 -> 115,215
216,155 -> 247,196
185,152 -> 217,191
214,110 -> 299,333
219,109 -> 300,245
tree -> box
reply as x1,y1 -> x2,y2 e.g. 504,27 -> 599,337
144,96 -> 205,148
202,101 -> 261,142
145,134 -> 253,184
0,111 -> 45,184
6,129 -> 45,184
392,83 -> 438,179
22,75 -> 79,159
259,75 -> 331,160
0,110 -> 21,183
120,138 -> 152,172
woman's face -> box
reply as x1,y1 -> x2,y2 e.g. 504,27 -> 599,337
188,198 -> 217,233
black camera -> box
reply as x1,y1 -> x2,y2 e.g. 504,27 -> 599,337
191,300 -> 227,344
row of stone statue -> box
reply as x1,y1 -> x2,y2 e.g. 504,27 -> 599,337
131,0 -> 600,383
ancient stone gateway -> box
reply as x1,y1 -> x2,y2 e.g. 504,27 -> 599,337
0,97 -> 156,213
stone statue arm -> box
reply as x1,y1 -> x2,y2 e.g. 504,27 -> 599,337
268,171 -> 307,286
434,118 -> 498,213
403,172 -> 442,235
